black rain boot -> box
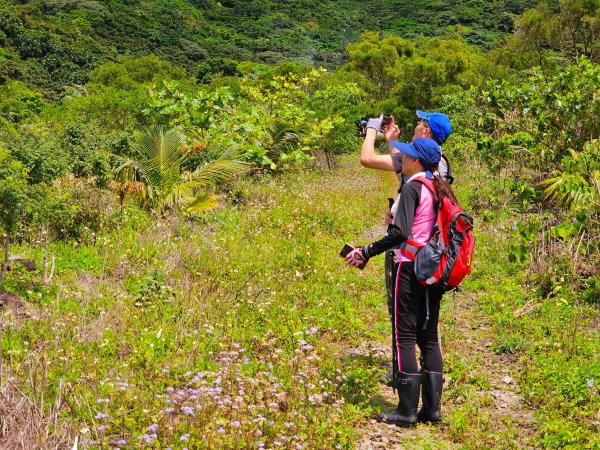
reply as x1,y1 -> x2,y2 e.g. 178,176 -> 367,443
376,372 -> 421,427
417,370 -> 443,423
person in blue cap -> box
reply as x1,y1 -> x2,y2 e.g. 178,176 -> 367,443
359,111 -> 453,182
345,136 -> 458,427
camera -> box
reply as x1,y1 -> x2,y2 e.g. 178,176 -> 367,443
355,115 -> 392,138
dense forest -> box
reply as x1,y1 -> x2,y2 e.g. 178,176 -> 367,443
0,0 -> 598,448
1,0 -> 541,93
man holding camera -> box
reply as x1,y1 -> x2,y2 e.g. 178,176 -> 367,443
359,111 -> 452,182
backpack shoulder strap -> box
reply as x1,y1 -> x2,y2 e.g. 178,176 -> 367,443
411,176 -> 435,194
411,176 -> 443,230
399,177 -> 439,260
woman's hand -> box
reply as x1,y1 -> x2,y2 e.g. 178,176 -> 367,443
345,247 -> 366,268
385,211 -> 394,225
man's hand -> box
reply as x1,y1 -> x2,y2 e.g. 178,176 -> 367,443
366,114 -> 384,132
345,247 -> 367,268
384,116 -> 401,143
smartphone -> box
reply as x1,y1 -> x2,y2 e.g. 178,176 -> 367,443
340,243 -> 368,270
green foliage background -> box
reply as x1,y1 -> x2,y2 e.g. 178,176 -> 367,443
0,0 -> 598,448
0,0 -> 539,94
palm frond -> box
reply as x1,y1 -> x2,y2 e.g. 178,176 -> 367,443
185,193 -> 220,213
112,157 -> 140,178
160,180 -> 204,210
129,126 -> 190,201
134,127 -> 187,181
270,121 -> 306,152
191,158 -> 249,185
540,143 -> 600,211
121,181 -> 147,197
136,126 -> 187,165
541,172 -> 597,210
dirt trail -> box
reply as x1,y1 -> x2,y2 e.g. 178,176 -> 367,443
351,292 -> 538,449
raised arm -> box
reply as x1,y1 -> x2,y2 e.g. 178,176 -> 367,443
359,128 -> 396,171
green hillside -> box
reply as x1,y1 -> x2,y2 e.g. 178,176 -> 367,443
0,0 -> 538,93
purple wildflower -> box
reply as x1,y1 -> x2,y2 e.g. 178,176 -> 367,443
95,412 -> 108,419
588,379 -> 595,388
217,427 -> 226,434
137,434 -> 154,443
180,433 -> 190,441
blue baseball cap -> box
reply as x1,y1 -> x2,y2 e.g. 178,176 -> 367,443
417,110 -> 452,144
390,137 -> 441,179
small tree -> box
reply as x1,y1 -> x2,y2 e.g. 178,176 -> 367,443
112,126 -> 248,213
345,32 -> 415,96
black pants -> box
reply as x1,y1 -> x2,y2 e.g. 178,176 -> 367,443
392,260 -> 443,374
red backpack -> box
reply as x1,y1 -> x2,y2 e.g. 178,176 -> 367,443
400,177 -> 474,291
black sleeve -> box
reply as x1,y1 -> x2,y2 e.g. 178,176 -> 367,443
362,182 -> 422,258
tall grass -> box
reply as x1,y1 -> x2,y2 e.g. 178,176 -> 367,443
1,154 -> 598,449
0,159 -> 394,449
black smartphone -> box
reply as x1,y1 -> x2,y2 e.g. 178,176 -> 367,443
340,243 -> 367,270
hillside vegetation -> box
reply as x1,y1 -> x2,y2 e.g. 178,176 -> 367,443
0,0 -> 598,448
0,0 -> 538,93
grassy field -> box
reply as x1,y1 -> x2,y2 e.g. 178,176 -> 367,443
1,155 -> 598,449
